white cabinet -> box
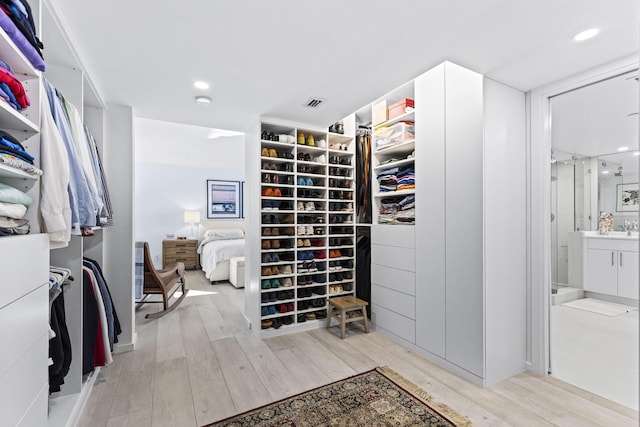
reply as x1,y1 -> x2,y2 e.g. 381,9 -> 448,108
374,61 -> 527,387
618,250 -> 639,299
584,236 -> 638,299
586,249 -> 619,295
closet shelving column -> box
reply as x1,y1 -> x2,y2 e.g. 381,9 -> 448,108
0,4 -> 49,426
368,81 -> 419,344
326,132 -> 357,297
259,123 -> 299,331
258,120 -> 356,335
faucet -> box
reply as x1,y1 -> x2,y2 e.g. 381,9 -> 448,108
624,219 -> 638,235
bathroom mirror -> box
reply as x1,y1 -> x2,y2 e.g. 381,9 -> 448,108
597,151 -> 639,230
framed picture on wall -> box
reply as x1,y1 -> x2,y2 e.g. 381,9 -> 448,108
241,181 -> 245,218
616,183 -> 639,212
206,180 -> 241,218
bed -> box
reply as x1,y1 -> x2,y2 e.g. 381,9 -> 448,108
197,224 -> 245,284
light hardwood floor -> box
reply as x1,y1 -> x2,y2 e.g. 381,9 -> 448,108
78,271 -> 639,427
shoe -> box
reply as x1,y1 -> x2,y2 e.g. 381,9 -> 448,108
269,148 -> 278,158
306,312 -> 316,320
297,225 -> 306,236
297,133 -> 305,145
313,239 -> 324,247
343,283 -> 353,291
306,134 -> 315,146
271,279 -> 280,288
272,266 -> 280,275
315,251 -> 326,259
273,188 -> 282,197
271,240 -> 280,249
282,277 -> 293,287
297,313 -> 306,323
261,320 -> 272,329
262,187 -> 274,197
271,227 -> 280,236
262,173 -> 271,183
317,262 -> 326,272
314,154 -> 325,164
317,139 -> 326,148
272,253 -> 280,263
297,276 -> 306,286
268,306 -> 276,315
283,316 -> 293,325
303,239 -> 311,247
261,293 -> 269,303
297,177 -> 306,186
262,240 -> 271,249
306,225 -> 314,235
281,214 -> 294,224
261,147 -> 269,156
272,318 -> 282,329
263,254 -> 273,263
305,177 -> 314,186
305,201 -> 315,211
314,227 -> 324,235
297,238 -> 304,247
298,252 -> 307,261
261,279 -> 271,289
262,267 -> 273,276
297,201 -> 305,210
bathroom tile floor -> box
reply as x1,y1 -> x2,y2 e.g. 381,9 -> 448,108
551,301 -> 639,410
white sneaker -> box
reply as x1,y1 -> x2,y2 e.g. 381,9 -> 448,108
314,154 -> 326,164
305,225 -> 314,235
297,201 -> 304,211
306,201 -> 315,211
297,225 -> 306,235
317,139 -> 326,148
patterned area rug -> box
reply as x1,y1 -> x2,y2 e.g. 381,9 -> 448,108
205,366 -> 471,426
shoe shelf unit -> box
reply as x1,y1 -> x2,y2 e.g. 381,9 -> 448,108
371,81 -> 416,226
259,120 -> 356,335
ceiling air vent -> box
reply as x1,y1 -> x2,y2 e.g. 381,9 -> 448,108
304,97 -> 326,108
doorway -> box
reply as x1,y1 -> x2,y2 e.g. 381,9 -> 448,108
548,70 -> 639,409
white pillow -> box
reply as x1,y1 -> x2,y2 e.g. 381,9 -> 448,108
203,228 -> 244,240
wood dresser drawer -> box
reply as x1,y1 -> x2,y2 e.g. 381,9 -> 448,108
162,239 -> 198,269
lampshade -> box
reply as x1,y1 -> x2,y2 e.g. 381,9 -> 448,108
184,211 -> 201,224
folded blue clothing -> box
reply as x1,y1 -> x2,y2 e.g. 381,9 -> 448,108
0,137 -> 32,160
377,167 -> 399,177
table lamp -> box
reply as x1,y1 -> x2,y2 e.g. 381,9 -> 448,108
184,211 -> 201,239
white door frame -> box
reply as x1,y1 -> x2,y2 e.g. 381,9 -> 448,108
527,54 -> 638,375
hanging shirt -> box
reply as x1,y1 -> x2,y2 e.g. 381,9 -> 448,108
39,81 -> 71,248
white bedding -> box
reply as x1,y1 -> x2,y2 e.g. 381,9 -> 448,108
198,238 -> 245,280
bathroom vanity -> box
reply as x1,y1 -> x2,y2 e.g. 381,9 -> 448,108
570,231 -> 639,300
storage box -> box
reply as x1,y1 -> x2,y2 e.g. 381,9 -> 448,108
388,98 -> 414,120
373,121 -> 415,151
372,100 -> 388,126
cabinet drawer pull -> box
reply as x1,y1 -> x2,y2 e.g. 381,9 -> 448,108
612,251 -> 615,266
620,252 -> 623,267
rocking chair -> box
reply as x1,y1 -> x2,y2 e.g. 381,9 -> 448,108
136,242 -> 188,319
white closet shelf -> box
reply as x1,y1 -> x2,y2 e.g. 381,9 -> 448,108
374,157 -> 415,171
374,189 -> 415,198
296,144 -> 326,152
327,148 -> 355,155
327,133 -> 354,144
0,163 -> 39,180
0,28 -> 38,76
374,139 -> 415,156
328,163 -> 353,169
261,140 -> 295,148
0,101 -> 38,132
374,110 -> 415,129
260,156 -> 294,163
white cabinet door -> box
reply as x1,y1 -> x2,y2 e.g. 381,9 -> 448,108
617,250 -> 639,300
585,249 -> 618,295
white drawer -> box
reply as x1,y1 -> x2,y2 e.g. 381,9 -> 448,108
372,224 -> 415,248
371,264 -> 415,295
0,284 -> 48,377
587,238 -> 638,252
371,303 -> 415,343
372,244 -> 415,272
17,384 -> 47,427
0,333 -> 48,427
0,234 -> 48,309
372,284 -> 415,319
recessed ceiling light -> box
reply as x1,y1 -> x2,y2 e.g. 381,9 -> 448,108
195,96 -> 212,104
573,28 -> 599,42
194,81 -> 210,90
634,152 -> 640,156
601,170 -> 609,174
618,146 -> 629,151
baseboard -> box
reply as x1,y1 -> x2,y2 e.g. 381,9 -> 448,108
48,368 -> 100,427
113,333 -> 136,353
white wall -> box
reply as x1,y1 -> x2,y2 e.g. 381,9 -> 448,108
134,118 -> 245,266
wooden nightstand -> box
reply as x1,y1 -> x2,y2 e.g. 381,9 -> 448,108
163,239 -> 198,270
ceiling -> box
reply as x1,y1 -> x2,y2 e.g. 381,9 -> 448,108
44,0 -> 639,133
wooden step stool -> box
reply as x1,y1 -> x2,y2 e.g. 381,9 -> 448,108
326,296 -> 369,339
